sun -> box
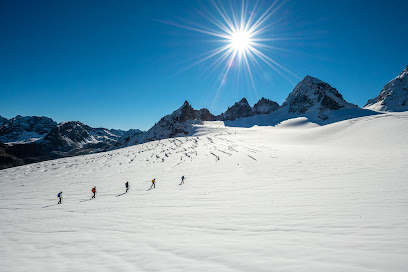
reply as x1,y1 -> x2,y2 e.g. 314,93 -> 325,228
165,0 -> 298,92
229,30 -> 252,51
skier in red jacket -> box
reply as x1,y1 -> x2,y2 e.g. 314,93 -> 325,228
92,186 -> 96,199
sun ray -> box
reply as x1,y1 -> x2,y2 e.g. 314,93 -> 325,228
164,0 -> 297,94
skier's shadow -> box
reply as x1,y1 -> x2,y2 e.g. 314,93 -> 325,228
79,198 -> 92,203
42,204 -> 59,208
115,192 -> 127,197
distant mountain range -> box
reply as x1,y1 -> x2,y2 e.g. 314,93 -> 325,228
1,65 -> 407,170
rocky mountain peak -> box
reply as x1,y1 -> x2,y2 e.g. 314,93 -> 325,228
0,115 -> 58,143
42,121 -> 92,151
238,98 -> 249,105
173,101 -> 197,122
220,97 -> 253,121
365,65 -> 408,111
253,97 -> 279,115
282,75 -> 357,115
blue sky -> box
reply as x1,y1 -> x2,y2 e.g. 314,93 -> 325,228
1,0 -> 407,130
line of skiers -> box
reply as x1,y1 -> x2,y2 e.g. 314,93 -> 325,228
57,176 -> 186,204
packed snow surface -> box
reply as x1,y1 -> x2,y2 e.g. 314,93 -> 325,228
1,112 -> 408,272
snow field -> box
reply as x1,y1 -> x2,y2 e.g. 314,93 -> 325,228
1,112 -> 408,271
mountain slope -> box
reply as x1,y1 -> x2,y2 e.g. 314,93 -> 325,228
365,65 -> 408,111
1,112 -> 407,271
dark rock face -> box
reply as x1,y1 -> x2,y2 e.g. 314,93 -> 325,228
220,98 -> 253,121
0,142 -> 24,170
218,97 -> 280,121
253,97 -> 279,115
196,108 -> 216,121
282,75 -> 358,116
173,101 -> 216,123
321,95 -> 342,110
143,101 -> 216,142
0,116 -> 57,143
0,116 -> 7,126
288,94 -> 313,114
42,121 -> 92,152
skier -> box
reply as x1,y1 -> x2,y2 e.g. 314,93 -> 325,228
180,175 -> 185,185
57,191 -> 63,204
92,186 -> 96,199
125,181 -> 129,193
150,178 -> 156,190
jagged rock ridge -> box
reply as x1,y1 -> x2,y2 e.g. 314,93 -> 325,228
137,101 -> 216,144
365,65 -> 408,111
253,97 -> 279,115
0,115 -> 57,143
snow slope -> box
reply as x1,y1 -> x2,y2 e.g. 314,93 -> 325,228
1,112 -> 408,272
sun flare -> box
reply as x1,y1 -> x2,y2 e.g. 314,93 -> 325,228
229,31 -> 252,51
166,0 -> 297,92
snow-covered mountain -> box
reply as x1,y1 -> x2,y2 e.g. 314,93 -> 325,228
113,101 -> 216,149
365,65 -> 408,111
111,98 -> 282,150
0,115 -> 57,143
281,75 -> 358,120
0,73 -> 391,169
0,118 -> 130,169
41,121 -> 124,155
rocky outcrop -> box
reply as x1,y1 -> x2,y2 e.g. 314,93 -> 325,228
253,97 -> 279,115
141,101 -> 215,143
219,98 -> 253,121
282,75 -> 358,119
0,115 -> 57,143
365,65 -> 408,112
0,141 -> 24,170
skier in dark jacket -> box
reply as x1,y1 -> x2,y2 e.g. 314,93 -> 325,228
150,178 -> 156,190
92,186 -> 96,199
57,192 -> 62,204
180,176 -> 185,185
125,181 -> 129,193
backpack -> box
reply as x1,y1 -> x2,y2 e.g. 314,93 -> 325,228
57,193 -> 61,197
92,188 -> 95,193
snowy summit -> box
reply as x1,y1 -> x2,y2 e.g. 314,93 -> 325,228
282,75 -> 358,119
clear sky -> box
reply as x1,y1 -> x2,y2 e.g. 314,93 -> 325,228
1,0 -> 407,130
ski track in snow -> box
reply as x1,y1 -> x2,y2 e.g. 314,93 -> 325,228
1,112 -> 408,271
